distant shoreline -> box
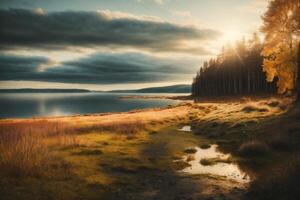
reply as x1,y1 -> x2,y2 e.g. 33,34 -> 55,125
0,88 -> 92,93
119,95 -> 192,100
0,84 -> 191,94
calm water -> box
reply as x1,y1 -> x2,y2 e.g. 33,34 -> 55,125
0,92 -> 185,119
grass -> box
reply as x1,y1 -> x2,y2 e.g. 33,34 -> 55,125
200,157 -> 232,166
0,96 -> 298,200
78,120 -> 146,136
0,130 -> 50,177
173,160 -> 191,170
242,105 -> 269,113
266,100 -> 280,107
186,155 -> 195,162
74,149 -> 103,156
0,120 -> 80,177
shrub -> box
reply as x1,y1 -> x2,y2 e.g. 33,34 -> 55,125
184,148 -> 197,154
200,158 -> 214,166
267,134 -> 296,151
247,154 -> 300,200
173,160 -> 191,170
238,140 -> 270,157
200,144 -> 211,149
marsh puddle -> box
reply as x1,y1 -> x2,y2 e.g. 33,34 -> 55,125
178,145 -> 250,183
178,126 -> 191,132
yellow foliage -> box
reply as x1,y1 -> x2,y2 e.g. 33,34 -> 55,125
261,0 -> 300,94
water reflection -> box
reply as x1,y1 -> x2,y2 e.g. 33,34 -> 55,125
179,145 -> 250,183
178,126 -> 191,132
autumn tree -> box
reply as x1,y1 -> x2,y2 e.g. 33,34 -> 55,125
261,0 -> 300,101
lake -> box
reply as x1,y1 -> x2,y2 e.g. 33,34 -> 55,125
0,92 -> 186,119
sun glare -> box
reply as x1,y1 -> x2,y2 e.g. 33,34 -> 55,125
222,30 -> 244,43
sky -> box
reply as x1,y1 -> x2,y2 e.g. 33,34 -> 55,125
0,0 -> 268,90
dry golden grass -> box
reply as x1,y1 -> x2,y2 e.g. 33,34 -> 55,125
0,118 -> 149,177
0,120 -> 80,177
0,104 -> 189,178
77,120 -> 145,135
0,97 -> 292,179
242,105 -> 269,113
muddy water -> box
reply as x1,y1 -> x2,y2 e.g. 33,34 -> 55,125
179,145 -> 250,183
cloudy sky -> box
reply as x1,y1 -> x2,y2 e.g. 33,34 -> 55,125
0,0 -> 268,90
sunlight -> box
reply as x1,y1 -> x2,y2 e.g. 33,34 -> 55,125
222,29 -> 244,43
1,0 -> 299,199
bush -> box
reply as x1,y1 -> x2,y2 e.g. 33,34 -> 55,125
247,154 -> 300,200
200,144 -> 211,149
238,140 -> 270,157
184,148 -> 197,154
200,158 -> 214,166
267,134 -> 296,151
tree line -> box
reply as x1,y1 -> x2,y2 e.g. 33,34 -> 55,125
192,33 -> 278,97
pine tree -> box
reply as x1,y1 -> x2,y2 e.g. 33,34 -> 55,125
191,33 -> 277,97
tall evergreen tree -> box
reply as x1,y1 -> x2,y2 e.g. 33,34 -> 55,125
192,33 -> 277,97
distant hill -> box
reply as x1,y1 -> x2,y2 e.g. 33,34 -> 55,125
0,84 -> 191,94
110,84 -> 191,93
138,84 -> 191,93
0,88 -> 91,93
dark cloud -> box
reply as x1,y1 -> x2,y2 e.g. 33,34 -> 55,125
0,9 -> 221,54
0,52 -> 200,84
0,0 -> 33,8
0,54 -> 48,78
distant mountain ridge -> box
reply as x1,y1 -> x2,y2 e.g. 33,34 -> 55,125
109,84 -> 191,93
0,84 -> 191,94
0,88 -> 91,93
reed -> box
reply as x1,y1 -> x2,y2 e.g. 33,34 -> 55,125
0,120 -> 79,177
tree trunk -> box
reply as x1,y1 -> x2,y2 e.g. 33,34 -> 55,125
296,42 -> 300,102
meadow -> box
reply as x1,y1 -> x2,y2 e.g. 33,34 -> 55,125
1,96 -> 299,200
